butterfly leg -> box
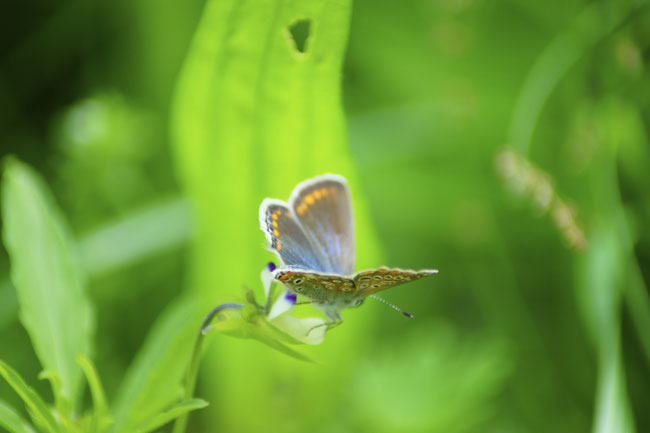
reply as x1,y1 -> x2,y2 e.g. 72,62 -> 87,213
306,311 -> 343,336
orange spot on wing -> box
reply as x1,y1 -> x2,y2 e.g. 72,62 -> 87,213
321,188 -> 329,197
273,229 -> 279,236
277,244 -> 282,251
297,203 -> 307,215
272,221 -> 278,228
314,189 -> 322,200
378,269 -> 388,273
278,274 -> 289,281
305,194 -> 315,205
272,213 -> 279,220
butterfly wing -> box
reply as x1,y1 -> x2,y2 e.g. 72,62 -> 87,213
259,199 -> 331,272
274,269 -> 356,302
289,175 -> 355,275
354,267 -> 438,297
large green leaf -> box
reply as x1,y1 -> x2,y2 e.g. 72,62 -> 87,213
1,158 -> 93,410
171,0 -> 380,302
0,360 -> 60,433
111,297 -> 199,433
171,0 -> 381,427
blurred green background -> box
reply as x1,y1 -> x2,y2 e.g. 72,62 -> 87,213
1,0 -> 649,432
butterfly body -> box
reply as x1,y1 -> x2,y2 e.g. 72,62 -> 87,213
259,174 -> 437,325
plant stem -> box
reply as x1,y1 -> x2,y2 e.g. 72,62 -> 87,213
171,303 -> 243,433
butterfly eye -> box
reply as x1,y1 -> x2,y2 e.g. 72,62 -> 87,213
353,299 -> 364,307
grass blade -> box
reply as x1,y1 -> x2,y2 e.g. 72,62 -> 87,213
76,355 -> 112,432
0,360 -> 60,433
1,158 -> 93,411
0,400 -> 37,433
135,399 -> 208,433
111,297 -> 199,433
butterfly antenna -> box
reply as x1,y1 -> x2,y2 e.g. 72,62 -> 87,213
368,295 -> 414,318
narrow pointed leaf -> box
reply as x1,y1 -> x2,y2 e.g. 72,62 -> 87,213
1,158 -> 93,409
76,355 -> 112,431
134,399 -> 208,433
0,400 -> 37,433
0,360 -> 60,433
112,297 -> 199,433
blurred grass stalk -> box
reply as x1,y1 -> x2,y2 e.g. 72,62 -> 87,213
505,1 -> 650,431
508,0 -> 646,156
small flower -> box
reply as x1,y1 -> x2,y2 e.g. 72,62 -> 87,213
205,262 -> 326,362
261,263 -> 325,345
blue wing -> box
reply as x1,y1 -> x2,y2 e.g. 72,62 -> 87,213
259,199 -> 331,272
288,175 -> 355,275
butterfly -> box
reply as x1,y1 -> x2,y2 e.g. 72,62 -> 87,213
259,174 -> 437,329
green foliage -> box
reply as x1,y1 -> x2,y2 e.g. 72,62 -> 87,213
111,297 -> 198,433
0,400 -> 37,433
171,0 -> 383,427
134,399 -> 208,433
0,161 -> 207,433
207,299 -> 319,363
348,323 -> 511,433
0,361 -> 60,433
2,0 -> 650,432
2,158 -> 93,412
76,355 -> 111,432
171,0 -> 381,295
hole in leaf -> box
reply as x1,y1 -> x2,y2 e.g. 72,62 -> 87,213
287,19 -> 311,54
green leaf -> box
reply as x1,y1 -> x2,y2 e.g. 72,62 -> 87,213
76,355 -> 108,415
171,0 -> 381,425
171,0 -> 381,303
1,158 -> 93,410
76,355 -> 112,432
0,400 -> 37,433
0,360 -> 60,433
134,399 -> 208,433
1,196 -> 191,332
112,297 -> 200,433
